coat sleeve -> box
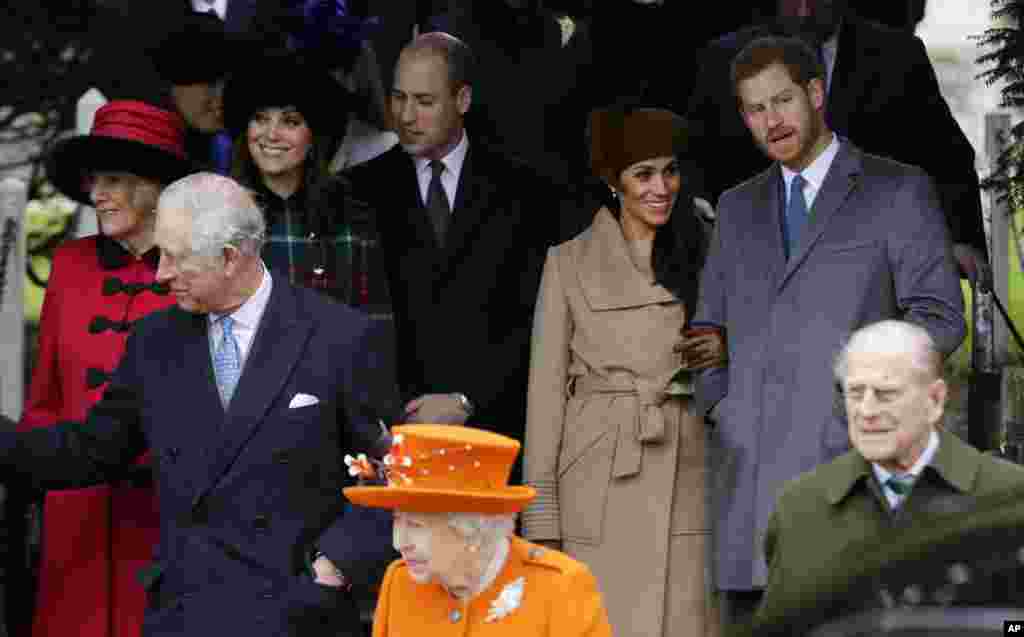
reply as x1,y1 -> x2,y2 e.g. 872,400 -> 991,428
522,248 -> 572,542
371,561 -> 399,637
890,172 -> 967,357
20,249 -> 68,430
318,311 -> 401,588
0,322 -> 148,490
754,505 -> 785,627
896,35 -> 986,257
549,562 -> 613,637
693,198 -> 729,418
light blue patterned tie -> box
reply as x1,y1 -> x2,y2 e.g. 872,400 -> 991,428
786,174 -> 808,259
885,473 -> 916,509
213,315 -> 241,406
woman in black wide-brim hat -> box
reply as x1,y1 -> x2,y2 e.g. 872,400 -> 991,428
224,48 -> 391,315
22,100 -> 193,637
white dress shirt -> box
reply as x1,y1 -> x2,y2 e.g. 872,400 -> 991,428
208,263 -> 273,368
872,430 -> 941,509
781,133 -> 840,211
413,130 -> 469,213
192,0 -> 228,20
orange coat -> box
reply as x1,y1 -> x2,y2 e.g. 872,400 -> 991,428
372,537 -> 612,637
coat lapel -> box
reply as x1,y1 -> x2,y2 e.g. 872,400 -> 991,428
195,277 -> 315,500
577,208 -> 676,310
174,308 -> 224,426
778,140 -> 862,289
756,166 -> 786,287
433,146 -> 493,287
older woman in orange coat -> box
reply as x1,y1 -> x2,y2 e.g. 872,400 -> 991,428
344,425 -> 612,636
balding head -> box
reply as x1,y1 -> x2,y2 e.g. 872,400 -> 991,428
399,32 -> 475,94
836,320 -> 947,473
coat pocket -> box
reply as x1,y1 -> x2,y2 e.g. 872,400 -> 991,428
557,398 -> 616,545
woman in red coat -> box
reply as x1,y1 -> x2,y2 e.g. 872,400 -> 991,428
20,100 -> 193,637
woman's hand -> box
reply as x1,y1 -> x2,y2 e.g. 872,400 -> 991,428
674,325 -> 727,370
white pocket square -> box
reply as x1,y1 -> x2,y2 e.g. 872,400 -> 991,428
289,393 -> 320,409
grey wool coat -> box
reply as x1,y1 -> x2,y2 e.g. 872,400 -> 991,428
523,208 -> 719,637
694,139 -> 966,591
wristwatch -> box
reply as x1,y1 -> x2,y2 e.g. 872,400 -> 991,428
451,392 -> 475,417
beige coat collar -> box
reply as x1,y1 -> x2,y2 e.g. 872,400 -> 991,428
576,207 -> 677,311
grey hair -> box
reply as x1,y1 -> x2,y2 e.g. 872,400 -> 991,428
446,513 -> 516,549
157,172 -> 265,259
833,320 -> 943,383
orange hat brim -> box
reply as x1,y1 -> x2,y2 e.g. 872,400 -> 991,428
344,484 -> 536,514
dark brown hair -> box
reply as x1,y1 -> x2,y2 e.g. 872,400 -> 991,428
731,35 -> 825,101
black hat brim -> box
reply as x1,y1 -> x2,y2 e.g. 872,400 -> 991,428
46,135 -> 196,206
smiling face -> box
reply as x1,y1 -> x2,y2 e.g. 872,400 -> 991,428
842,349 -> 947,473
391,51 -> 470,161
247,106 -> 313,184
89,171 -> 161,246
616,156 -> 680,238
393,511 -> 480,596
738,62 -> 829,172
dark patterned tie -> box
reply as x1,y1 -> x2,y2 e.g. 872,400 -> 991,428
426,159 -> 450,246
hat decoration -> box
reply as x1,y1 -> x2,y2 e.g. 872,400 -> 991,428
281,0 -> 381,72
343,425 -> 536,514
45,100 -> 194,206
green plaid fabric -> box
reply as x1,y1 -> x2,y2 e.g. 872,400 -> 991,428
257,184 -> 392,318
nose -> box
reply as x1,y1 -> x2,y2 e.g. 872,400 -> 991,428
651,174 -> 669,195
399,100 -> 416,126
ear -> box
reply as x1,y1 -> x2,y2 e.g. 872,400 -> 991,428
456,84 -> 472,116
221,244 -> 243,277
927,378 -> 948,424
807,77 -> 826,111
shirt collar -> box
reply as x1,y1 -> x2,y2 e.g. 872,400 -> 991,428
781,132 -> 840,193
872,429 -> 941,487
413,129 -> 469,180
208,262 -> 273,331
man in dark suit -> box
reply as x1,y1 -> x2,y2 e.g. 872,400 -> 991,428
345,32 -> 561,456
753,320 -> 1024,634
687,0 -> 987,278
0,172 -> 399,637
692,34 -> 965,626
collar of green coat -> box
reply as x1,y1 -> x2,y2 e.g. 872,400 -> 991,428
576,207 -> 677,311
825,427 -> 980,505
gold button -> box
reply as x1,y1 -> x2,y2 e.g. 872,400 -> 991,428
450,609 -> 462,623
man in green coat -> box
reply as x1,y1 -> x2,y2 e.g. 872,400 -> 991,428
751,319 -> 1024,633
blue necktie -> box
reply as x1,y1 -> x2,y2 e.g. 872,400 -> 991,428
213,315 -> 241,406
786,174 -> 808,259
885,473 -> 916,509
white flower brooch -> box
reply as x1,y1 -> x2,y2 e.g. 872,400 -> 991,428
484,577 -> 525,623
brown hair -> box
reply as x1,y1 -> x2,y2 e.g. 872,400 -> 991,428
731,35 -> 825,101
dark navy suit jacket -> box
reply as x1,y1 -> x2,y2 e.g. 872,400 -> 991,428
0,276 -> 400,636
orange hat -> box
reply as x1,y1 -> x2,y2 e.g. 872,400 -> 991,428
343,425 -> 536,514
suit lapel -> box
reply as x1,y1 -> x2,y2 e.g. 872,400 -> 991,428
778,141 -> 862,289
433,146 -> 491,286
175,308 -> 224,425
195,277 -> 315,500
753,167 -> 786,288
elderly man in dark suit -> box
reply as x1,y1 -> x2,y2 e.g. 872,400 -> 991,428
692,35 -> 965,625
0,172 -> 399,637
753,320 -> 1024,634
345,32 -> 562,460
687,0 -> 987,279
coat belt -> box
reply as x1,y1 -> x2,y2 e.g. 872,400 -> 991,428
569,374 -> 673,479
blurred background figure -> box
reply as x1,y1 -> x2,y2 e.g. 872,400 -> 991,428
21,100 -> 193,637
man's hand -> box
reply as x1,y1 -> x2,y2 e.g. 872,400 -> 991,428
312,554 -> 349,589
403,394 -> 470,425
674,325 -> 727,370
953,242 -> 986,284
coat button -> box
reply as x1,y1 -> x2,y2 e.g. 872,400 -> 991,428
253,514 -> 270,533
449,609 -> 462,623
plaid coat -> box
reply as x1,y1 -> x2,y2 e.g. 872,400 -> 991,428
254,180 -> 392,319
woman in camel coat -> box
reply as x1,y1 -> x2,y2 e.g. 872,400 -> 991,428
522,107 -> 723,637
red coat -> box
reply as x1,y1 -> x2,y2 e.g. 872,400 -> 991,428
20,235 -> 175,637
